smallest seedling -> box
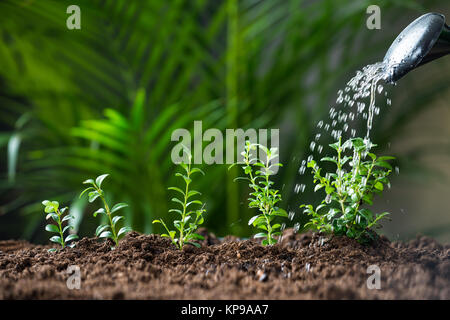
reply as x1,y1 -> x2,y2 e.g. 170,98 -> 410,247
43,200 -> 78,252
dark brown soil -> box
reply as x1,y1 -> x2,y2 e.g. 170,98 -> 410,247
0,229 -> 448,299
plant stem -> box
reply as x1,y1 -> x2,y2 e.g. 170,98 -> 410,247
99,193 -> 118,246
56,208 -> 65,249
335,138 -> 347,216
264,154 -> 273,245
179,161 -> 192,249
353,159 -> 375,217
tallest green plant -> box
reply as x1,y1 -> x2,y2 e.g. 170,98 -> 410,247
301,137 -> 394,243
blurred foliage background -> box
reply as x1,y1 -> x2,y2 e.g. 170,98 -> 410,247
0,0 -> 449,243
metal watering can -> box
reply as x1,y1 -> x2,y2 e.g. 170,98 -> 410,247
383,12 -> 450,82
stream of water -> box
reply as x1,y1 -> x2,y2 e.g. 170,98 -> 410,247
287,61 -> 397,230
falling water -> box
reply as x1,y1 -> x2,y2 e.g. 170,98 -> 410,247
293,60 -> 394,223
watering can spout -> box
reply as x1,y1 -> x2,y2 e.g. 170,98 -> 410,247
383,13 -> 450,83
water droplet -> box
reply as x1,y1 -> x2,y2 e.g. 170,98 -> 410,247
298,166 -> 306,175
288,211 -> 295,220
377,84 -> 383,94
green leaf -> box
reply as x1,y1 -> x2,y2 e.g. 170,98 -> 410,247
95,174 -> 109,188
196,215 -> 204,225
112,215 -> 124,226
168,209 -> 183,215
171,198 -> 185,207
96,225 -> 109,236
377,212 -> 390,220
321,157 -> 337,164
254,232 -> 267,239
374,181 -> 384,191
329,142 -> 340,151
359,208 -> 373,221
152,219 -> 161,224
273,208 -> 288,217
177,174 -> 192,184
93,208 -> 105,217
62,215 -> 74,222
375,161 -> 392,170
83,179 -> 95,185
79,187 -> 95,199
45,224 -> 60,233
362,195 -> 373,205
191,233 -> 205,240
88,191 -> 101,203
118,226 -> 132,238
65,234 -> 79,243
325,186 -> 335,194
190,167 -> 205,175
186,190 -> 201,198
314,184 -> 324,192
186,200 -> 202,207
377,156 -> 395,161
99,231 -> 113,239
49,236 -> 62,244
187,233 -> 204,240
187,242 -> 201,248
111,203 -> 128,214
168,187 -> 185,196
248,215 -> 261,225
42,200 -> 51,206
63,225 -> 73,233
351,137 -> 365,149
46,212 -> 58,221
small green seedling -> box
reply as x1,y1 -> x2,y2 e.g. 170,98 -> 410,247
233,141 -> 287,245
80,174 -> 132,246
153,147 -> 206,249
42,200 -> 78,251
301,137 -> 394,243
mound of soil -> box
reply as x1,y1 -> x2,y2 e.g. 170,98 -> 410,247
0,229 -> 448,299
